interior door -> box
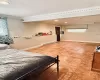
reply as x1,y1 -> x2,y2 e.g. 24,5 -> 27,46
55,27 -> 60,41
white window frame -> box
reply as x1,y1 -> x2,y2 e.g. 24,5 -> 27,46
67,29 -> 87,33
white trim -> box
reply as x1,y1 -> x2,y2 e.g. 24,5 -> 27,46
42,40 -> 57,45
23,6 -> 100,22
61,40 -> 100,43
67,29 -> 87,33
22,41 -> 56,50
22,44 -> 43,51
23,39 -> 100,50
22,40 -> 99,50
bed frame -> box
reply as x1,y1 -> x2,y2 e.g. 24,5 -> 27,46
16,55 -> 59,80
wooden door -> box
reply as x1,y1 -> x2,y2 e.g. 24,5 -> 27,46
55,27 -> 60,41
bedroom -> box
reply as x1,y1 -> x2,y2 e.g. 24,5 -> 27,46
0,0 -> 100,80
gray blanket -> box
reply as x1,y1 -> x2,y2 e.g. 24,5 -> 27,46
0,49 -> 55,80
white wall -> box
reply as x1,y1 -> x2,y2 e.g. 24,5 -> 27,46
7,18 -> 100,49
61,24 -> 100,43
7,18 -> 56,49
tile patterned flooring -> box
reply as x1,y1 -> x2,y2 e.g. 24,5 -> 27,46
27,41 -> 100,80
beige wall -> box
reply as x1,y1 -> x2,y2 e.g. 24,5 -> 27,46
7,18 -> 56,49
7,18 -> 100,49
61,24 -> 100,43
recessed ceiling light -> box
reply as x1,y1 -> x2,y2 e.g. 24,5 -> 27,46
0,0 -> 9,4
65,22 -> 68,23
54,20 -> 59,22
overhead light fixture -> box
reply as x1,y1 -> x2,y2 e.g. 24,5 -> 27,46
0,0 -> 9,4
65,22 -> 68,23
54,20 -> 59,22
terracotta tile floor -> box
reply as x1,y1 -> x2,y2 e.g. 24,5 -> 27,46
26,41 -> 100,80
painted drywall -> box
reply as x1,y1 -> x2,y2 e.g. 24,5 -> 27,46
7,18 -> 56,49
61,24 -> 100,43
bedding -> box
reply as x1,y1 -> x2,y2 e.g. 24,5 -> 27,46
0,49 -> 56,80
0,44 -> 8,50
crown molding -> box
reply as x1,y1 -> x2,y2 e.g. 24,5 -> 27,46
23,6 -> 100,22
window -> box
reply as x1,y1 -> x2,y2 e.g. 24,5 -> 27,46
0,18 -> 9,35
67,29 -> 86,33
0,18 -> 13,44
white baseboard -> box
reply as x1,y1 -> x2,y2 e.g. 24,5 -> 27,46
23,41 -> 56,50
42,40 -> 57,45
23,40 -> 99,50
61,40 -> 100,43
22,44 -> 43,50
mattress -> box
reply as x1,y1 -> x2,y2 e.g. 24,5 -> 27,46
0,49 -> 55,80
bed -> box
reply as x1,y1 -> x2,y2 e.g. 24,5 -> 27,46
0,49 -> 59,80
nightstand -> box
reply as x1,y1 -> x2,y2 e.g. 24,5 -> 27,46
92,49 -> 100,72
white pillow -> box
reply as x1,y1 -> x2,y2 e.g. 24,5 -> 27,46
0,44 -> 8,50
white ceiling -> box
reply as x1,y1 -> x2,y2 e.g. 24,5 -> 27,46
40,15 -> 100,25
1,0 -> 100,17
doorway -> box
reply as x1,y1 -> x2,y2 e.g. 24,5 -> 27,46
55,27 -> 60,41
